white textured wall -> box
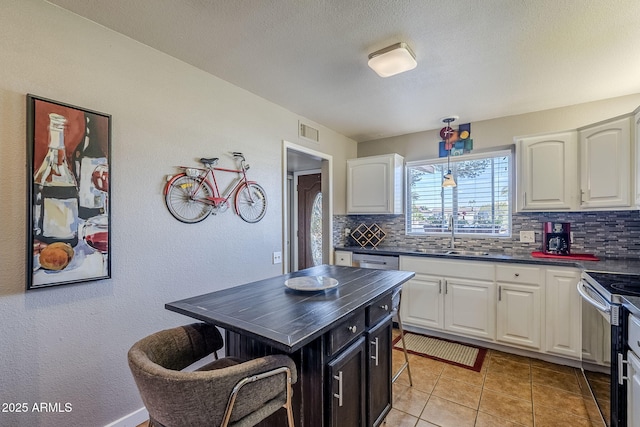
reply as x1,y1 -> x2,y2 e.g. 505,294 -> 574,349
0,1 -> 356,426
358,94 -> 640,160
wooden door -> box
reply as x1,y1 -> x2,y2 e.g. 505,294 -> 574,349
297,173 -> 321,269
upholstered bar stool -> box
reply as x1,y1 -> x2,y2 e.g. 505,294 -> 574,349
391,287 -> 412,386
128,322 -> 297,427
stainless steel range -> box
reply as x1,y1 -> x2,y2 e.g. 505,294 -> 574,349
579,271 -> 640,427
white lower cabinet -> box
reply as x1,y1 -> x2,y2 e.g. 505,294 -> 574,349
495,264 -> 543,349
545,268 -> 582,359
399,255 -> 582,362
444,277 -> 495,340
401,273 -> 444,330
400,257 -> 495,341
627,350 -> 640,427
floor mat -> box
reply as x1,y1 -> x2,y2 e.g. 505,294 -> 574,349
393,332 -> 487,372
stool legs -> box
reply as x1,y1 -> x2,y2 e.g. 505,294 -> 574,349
392,292 -> 412,386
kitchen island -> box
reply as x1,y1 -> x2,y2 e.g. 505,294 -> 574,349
166,264 -> 415,427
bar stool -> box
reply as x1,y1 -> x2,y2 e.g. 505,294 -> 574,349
391,287 -> 412,386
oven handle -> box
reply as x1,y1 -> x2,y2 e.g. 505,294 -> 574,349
576,280 -> 611,314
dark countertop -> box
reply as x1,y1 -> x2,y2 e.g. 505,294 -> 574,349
336,245 -> 640,275
338,245 -> 640,316
165,265 -> 414,353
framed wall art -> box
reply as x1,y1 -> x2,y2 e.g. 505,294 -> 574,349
26,95 -> 111,290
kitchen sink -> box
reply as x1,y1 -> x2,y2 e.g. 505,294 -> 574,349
412,249 -> 491,256
443,250 -> 491,256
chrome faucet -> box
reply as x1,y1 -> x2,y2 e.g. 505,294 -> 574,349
448,214 -> 455,249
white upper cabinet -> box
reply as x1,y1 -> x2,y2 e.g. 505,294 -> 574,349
516,112 -> 636,212
579,115 -> 632,209
347,153 -> 404,214
517,131 -> 578,211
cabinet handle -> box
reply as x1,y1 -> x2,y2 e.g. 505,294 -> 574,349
445,280 -> 448,294
498,286 -> 502,301
514,273 -> 520,277
371,337 -> 379,366
347,325 -> 357,334
523,192 -> 526,207
618,353 -> 629,385
438,279 -> 442,294
333,371 -> 343,407
380,304 -> 389,311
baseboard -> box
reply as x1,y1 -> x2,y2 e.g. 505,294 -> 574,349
104,407 -> 148,427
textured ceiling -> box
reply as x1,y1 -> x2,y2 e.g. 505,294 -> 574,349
47,0 -> 640,142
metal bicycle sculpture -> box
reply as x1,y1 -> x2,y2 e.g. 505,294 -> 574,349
164,152 -> 267,223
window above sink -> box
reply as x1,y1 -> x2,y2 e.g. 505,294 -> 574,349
406,148 -> 513,238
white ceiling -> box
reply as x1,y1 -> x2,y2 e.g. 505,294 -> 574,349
48,0 -> 640,142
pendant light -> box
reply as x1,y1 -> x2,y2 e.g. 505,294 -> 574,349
441,117 -> 457,188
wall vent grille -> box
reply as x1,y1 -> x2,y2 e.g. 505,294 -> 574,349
299,122 -> 319,143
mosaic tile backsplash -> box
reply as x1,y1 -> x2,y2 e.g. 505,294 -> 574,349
334,211 -> 640,260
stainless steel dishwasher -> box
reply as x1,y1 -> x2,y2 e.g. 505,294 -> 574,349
352,253 -> 399,270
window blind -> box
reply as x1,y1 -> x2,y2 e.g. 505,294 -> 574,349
406,150 -> 512,236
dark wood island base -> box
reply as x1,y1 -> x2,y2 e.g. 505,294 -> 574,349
166,265 -> 414,427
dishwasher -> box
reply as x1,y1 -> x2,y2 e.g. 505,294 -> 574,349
352,253 -> 399,270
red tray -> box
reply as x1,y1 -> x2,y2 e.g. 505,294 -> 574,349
531,251 -> 600,261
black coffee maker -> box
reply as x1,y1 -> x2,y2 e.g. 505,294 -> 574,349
542,222 -> 570,255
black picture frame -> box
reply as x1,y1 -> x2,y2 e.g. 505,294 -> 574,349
26,95 -> 111,290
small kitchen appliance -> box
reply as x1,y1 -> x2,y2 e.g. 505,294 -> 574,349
542,222 -> 570,255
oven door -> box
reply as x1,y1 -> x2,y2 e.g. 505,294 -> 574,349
578,279 -> 625,427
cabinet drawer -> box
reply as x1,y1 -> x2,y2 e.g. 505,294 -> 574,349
629,314 -> 640,356
496,264 -> 541,285
367,293 -> 392,326
327,311 -> 366,357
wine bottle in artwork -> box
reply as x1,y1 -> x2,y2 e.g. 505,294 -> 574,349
75,114 -> 107,219
33,113 -> 79,246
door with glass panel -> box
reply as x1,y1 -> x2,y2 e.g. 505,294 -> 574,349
297,173 -> 322,269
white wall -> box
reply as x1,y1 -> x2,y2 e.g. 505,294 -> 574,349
358,94 -> 640,160
0,1 -> 356,426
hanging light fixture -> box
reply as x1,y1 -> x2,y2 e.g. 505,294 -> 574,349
441,116 -> 457,188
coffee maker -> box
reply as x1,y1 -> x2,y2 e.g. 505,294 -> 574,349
542,222 -> 570,255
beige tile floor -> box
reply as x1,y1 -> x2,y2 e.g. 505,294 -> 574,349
388,333 -> 606,427
137,333 -> 608,427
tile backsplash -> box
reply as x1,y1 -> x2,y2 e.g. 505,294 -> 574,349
334,211 -> 640,259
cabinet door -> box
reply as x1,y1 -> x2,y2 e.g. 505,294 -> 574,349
444,277 -> 495,340
367,316 -> 392,427
581,297 -> 606,364
347,158 -> 391,213
517,131 -> 578,211
545,268 -> 581,359
400,273 -> 444,330
347,154 -> 403,214
579,116 -> 631,208
327,337 -> 366,427
628,350 -> 640,427
496,283 -> 541,349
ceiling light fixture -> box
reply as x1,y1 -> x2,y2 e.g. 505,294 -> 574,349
367,42 -> 417,77
441,116 -> 458,188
